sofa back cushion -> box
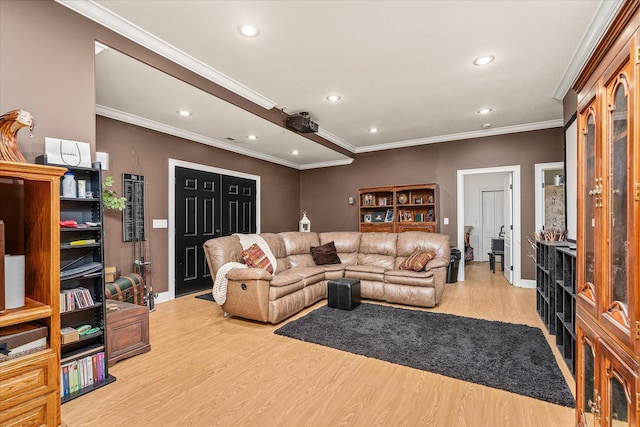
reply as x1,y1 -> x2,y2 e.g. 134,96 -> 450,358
278,231 -> 320,268
395,232 -> 450,269
260,233 -> 291,272
357,232 -> 397,269
319,232 -> 360,265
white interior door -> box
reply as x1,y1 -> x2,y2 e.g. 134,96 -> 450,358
480,190 -> 504,261
503,174 -> 513,284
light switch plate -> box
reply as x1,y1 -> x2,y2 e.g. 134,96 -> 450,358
152,219 -> 168,229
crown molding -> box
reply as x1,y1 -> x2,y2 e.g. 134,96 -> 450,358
96,105 -> 312,170
57,0 -> 277,110
356,119 -> 564,153
316,128 -> 356,153
553,0 -> 624,100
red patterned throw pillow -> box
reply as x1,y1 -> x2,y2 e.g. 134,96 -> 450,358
399,249 -> 436,271
241,243 -> 274,273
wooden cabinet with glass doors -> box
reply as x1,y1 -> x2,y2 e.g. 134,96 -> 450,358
574,2 -> 640,425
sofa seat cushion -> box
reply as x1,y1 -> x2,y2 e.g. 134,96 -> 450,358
269,281 -> 305,300
270,272 -> 303,287
285,267 -> 326,286
344,264 -> 386,282
384,269 -> 435,287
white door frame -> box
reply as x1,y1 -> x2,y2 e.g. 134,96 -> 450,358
457,165 -> 531,288
166,159 -> 261,301
534,162 -> 564,232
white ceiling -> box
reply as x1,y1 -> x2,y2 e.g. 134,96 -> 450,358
59,0 -> 621,169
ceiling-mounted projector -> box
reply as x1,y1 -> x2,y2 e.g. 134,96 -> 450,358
285,112 -> 319,133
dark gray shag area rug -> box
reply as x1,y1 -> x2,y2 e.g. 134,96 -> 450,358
275,303 -> 575,407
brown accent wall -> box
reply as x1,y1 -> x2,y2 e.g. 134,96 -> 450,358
97,117 -> 300,294
0,0 -> 96,160
300,128 -> 564,279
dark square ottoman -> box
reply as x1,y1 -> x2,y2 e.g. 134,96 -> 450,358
327,278 -> 361,310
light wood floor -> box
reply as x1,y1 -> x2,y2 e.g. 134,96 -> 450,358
62,262 -> 576,427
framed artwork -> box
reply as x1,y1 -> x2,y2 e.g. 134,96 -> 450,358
372,212 -> 386,222
384,209 -> 394,222
363,214 -> 372,223
363,194 -> 374,206
378,198 -> 387,206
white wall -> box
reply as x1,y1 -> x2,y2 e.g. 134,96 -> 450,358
463,172 -> 509,260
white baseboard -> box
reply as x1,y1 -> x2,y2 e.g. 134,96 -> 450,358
154,291 -> 171,304
515,279 -> 536,289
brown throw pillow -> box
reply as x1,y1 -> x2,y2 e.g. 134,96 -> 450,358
399,249 -> 436,271
310,241 -> 342,265
241,243 -> 274,273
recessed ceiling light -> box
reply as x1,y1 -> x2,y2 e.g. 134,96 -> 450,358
247,135 -> 258,140
291,150 -> 299,155
483,123 -> 492,129
368,128 -> 379,133
473,55 -> 495,66
477,108 -> 493,115
177,110 -> 192,116
238,24 -> 259,37
326,94 -> 341,102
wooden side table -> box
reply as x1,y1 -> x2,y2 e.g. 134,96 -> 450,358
106,300 -> 150,367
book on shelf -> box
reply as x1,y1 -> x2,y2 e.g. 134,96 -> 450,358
60,287 -> 95,313
60,351 -> 107,398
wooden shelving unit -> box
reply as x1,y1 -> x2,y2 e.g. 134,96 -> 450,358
358,184 -> 439,233
0,161 -> 65,427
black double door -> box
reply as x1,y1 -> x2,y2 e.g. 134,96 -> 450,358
175,166 -> 256,296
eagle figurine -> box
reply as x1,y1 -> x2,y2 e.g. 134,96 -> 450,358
0,109 -> 32,163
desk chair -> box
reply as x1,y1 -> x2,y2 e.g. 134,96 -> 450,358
488,238 -> 505,273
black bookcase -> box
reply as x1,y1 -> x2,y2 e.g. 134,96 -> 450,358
535,240 -> 575,375
36,156 -> 115,402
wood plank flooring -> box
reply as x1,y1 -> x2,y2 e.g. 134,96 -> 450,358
61,262 -> 575,426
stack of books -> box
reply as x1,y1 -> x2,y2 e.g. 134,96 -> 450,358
60,287 -> 95,312
60,352 -> 107,397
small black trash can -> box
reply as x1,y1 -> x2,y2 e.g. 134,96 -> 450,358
447,248 -> 462,283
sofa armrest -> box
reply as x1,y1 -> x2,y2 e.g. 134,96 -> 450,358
226,267 -> 273,281
424,256 -> 449,270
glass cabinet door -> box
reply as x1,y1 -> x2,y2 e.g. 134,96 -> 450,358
578,102 -> 599,316
601,344 -> 636,427
602,65 -> 633,345
578,326 -> 599,427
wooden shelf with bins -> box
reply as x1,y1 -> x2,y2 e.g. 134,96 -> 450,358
35,156 -> 116,403
359,184 -> 439,233
0,161 -> 65,427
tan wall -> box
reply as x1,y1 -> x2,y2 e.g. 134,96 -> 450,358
97,117 -> 300,293
300,128 -> 565,279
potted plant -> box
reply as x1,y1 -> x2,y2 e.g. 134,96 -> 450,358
102,175 -> 126,210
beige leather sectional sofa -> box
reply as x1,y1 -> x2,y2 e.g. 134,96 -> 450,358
203,231 -> 451,324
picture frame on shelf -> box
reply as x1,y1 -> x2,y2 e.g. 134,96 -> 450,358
363,193 -> 374,206
384,209 -> 394,222
400,210 -> 412,222
363,214 -> 372,223
426,208 -> 435,222
414,197 -> 423,204
372,212 -> 386,222
377,198 -> 387,206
